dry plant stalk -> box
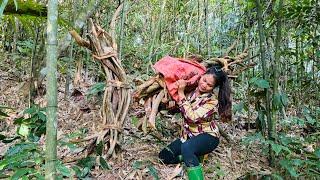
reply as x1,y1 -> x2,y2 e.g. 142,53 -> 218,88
70,17 -> 130,157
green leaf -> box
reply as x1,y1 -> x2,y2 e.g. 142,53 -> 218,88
314,149 -> 320,158
11,168 -> 32,180
291,159 -> 303,166
131,116 -> 139,127
6,142 -> 37,156
280,160 -> 299,177
72,166 -> 82,178
23,106 -> 37,115
254,79 -> 270,89
233,102 -> 244,113
81,167 -> 90,177
86,82 -> 105,99
271,143 -> 283,156
280,93 -> 289,106
316,50 -> 320,58
0,159 -> 9,171
147,164 -> 159,180
13,117 -> 24,125
13,0 -> 18,11
132,160 -> 143,170
33,173 -> 45,180
18,124 -> 30,137
37,111 -> 46,121
99,156 -> 111,170
96,141 -> 104,156
305,115 -> 315,125
271,173 -> 284,180
273,93 -> 282,109
249,77 -> 270,89
0,0 -> 9,18
2,136 -> 20,143
77,156 -> 96,169
57,162 -> 71,177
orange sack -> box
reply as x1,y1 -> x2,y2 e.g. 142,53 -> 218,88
154,56 -> 206,102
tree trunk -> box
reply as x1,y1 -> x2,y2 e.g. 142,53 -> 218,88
204,0 -> 210,57
271,0 -> 283,140
255,0 -> 274,166
29,27 -> 40,107
269,0 -> 284,166
45,0 -> 58,179
118,0 -> 126,61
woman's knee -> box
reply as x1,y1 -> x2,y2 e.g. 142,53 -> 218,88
159,147 -> 176,164
181,141 -> 194,155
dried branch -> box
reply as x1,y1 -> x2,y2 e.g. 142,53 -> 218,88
69,30 -> 91,49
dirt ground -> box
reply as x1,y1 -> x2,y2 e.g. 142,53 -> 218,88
0,67 -> 271,180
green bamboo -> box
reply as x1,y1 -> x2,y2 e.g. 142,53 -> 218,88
204,0 -> 209,57
29,27 -> 40,107
271,0 -> 284,142
147,0 -> 166,73
255,0 -> 274,166
45,0 -> 58,179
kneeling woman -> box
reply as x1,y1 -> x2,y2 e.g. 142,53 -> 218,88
159,66 -> 232,180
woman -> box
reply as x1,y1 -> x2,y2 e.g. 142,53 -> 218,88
158,66 -> 232,180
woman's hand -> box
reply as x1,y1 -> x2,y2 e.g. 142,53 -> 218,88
176,80 -> 187,102
176,79 -> 187,92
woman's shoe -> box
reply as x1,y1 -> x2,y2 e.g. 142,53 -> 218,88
186,165 -> 204,180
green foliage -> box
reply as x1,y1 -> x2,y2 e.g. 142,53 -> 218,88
0,105 -> 113,179
249,77 -> 270,89
86,82 -> 105,100
0,141 -> 45,178
0,105 -> 47,178
14,105 -> 46,141
242,107 -> 320,178
72,155 -> 111,178
3,0 -> 46,16
132,160 -> 159,179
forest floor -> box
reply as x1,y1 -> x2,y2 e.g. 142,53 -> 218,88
0,65 -> 272,180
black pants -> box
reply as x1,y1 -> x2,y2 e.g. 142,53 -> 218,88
159,133 -> 219,167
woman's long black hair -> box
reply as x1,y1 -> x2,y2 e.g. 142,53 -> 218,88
206,66 -> 232,122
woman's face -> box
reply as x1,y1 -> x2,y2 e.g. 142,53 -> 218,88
198,74 -> 215,93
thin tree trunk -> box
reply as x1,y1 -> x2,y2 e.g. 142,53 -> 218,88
271,0 -> 283,161
204,0 -> 210,57
147,0 -> 166,73
294,37 -> 299,106
45,0 -> 58,178
12,17 -> 18,52
118,0 -> 126,61
255,0 -> 274,166
197,0 -> 201,53
65,40 -> 73,99
29,27 -> 40,107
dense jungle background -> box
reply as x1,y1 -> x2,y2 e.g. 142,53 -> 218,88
0,0 -> 319,179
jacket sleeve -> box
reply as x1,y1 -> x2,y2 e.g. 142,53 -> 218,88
179,96 -> 218,123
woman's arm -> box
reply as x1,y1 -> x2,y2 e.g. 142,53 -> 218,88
179,97 -> 217,123
176,79 -> 218,123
